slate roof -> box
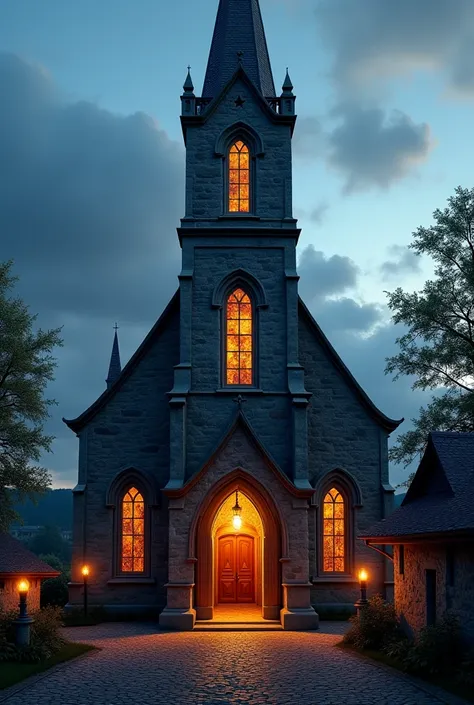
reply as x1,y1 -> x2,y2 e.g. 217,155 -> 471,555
360,432 -> 474,541
0,533 -> 61,577
202,0 -> 276,99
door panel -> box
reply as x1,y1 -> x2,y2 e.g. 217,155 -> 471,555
218,536 -> 236,602
218,535 -> 254,604
236,535 -> 254,602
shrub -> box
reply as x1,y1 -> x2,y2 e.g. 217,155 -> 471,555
0,605 -> 65,663
343,594 -> 399,650
457,646 -> 474,686
403,613 -> 464,677
39,554 -> 71,608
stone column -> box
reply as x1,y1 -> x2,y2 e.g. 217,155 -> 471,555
158,497 -> 196,630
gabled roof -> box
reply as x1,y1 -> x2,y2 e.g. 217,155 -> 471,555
163,408 -> 314,499
360,432 -> 474,541
63,291 -> 180,434
0,533 -> 61,577
203,0 -> 276,99
298,297 -> 403,433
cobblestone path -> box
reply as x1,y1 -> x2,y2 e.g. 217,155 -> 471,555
0,623 -> 467,705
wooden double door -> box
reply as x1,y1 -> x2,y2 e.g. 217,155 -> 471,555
217,534 -> 254,603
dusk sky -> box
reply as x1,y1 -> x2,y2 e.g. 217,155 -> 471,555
2,0 -> 474,489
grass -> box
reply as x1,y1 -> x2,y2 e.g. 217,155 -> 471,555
0,642 -> 97,691
337,642 -> 474,704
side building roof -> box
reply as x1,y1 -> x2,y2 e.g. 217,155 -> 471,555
0,533 -> 61,577
360,432 -> 474,542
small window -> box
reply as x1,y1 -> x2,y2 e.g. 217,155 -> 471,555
225,288 -> 253,385
322,488 -> 345,572
399,545 -> 405,575
121,487 -> 145,573
228,141 -> 250,213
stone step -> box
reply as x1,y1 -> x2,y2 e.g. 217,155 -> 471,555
206,619 -> 281,625
194,622 -> 283,631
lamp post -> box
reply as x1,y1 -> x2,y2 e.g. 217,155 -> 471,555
81,565 -> 89,620
14,579 -> 34,646
232,491 -> 242,531
355,569 -> 369,616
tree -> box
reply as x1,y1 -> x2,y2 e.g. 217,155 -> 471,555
28,525 -> 71,562
385,186 -> 474,481
0,260 -> 63,531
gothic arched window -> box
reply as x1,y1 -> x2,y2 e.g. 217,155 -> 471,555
226,288 -> 253,385
322,487 -> 345,573
121,487 -> 145,573
228,141 -> 250,213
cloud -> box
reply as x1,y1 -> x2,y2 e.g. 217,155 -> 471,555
298,245 -> 358,302
292,116 -> 324,160
314,0 -> 474,97
295,202 -> 329,224
0,53 -> 184,325
381,245 -> 422,279
327,104 -> 433,193
312,297 -> 383,333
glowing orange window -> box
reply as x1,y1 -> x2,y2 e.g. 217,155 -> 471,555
323,488 -> 345,572
228,141 -> 250,212
226,288 -> 252,385
121,487 -> 145,572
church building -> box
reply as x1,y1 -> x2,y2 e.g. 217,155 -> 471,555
64,0 -> 403,630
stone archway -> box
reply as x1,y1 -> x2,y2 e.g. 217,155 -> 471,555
191,469 -> 286,621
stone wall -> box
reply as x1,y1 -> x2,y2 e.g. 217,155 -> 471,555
394,542 -> 474,644
68,300 -> 180,615
299,308 -> 392,605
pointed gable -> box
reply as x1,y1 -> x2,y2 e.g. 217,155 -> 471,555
203,0 -> 276,99
106,328 -> 122,389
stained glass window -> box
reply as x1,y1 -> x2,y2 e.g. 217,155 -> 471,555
226,288 -> 252,385
121,487 -> 145,573
228,141 -> 250,212
323,487 -> 345,572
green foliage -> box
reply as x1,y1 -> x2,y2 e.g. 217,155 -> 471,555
0,606 -> 65,663
343,595 -> 399,650
28,525 -> 71,562
0,260 -> 63,531
384,186 -> 474,479
38,554 -> 70,608
402,613 -> 465,677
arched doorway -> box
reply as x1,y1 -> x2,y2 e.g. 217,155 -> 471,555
191,470 -> 285,621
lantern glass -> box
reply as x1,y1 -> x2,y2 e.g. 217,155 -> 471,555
18,579 -> 29,593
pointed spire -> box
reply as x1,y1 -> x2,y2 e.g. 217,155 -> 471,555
183,66 -> 194,94
106,323 -> 122,390
282,68 -> 293,95
202,0 -> 276,99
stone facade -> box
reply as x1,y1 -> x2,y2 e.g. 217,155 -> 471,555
394,542 -> 474,644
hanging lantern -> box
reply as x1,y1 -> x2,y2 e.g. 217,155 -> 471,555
232,490 -> 242,530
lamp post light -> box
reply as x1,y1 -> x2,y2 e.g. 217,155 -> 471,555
81,565 -> 90,620
14,579 -> 34,646
355,569 -> 369,616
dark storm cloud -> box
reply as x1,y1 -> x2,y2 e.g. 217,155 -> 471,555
314,0 -> 474,96
381,245 -> 421,280
298,244 -> 358,302
327,105 -> 433,193
0,53 -> 184,325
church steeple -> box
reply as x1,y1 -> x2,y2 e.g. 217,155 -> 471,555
202,0 -> 276,99
106,324 -> 121,389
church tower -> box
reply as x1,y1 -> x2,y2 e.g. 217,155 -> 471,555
168,0 -> 308,492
